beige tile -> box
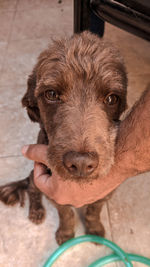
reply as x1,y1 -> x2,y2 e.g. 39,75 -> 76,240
0,156 -> 33,183
0,10 -> 15,42
105,23 -> 149,50
0,108 -> 39,156
124,50 -> 150,77
104,23 -> 150,76
10,3 -> 73,41
108,172 -> 150,260
0,38 -> 50,86
53,242 -> 116,267
17,0 -> 71,11
0,0 -> 17,10
0,84 -> 39,157
127,74 -> 150,108
0,41 -> 7,71
127,35 -> 150,67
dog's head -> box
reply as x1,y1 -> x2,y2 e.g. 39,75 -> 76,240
22,31 -> 127,182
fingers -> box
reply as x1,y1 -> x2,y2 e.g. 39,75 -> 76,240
33,162 -> 81,206
22,144 -> 48,165
33,162 -> 54,198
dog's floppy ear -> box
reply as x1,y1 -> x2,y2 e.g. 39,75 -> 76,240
22,69 -> 40,123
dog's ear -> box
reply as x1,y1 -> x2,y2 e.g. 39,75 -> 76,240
22,69 -> 40,123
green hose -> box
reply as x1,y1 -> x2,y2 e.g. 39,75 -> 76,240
43,235 -> 150,267
89,254 -> 150,267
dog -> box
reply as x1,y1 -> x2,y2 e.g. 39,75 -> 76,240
0,31 -> 127,245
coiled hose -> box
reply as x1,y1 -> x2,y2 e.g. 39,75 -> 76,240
43,235 -> 150,267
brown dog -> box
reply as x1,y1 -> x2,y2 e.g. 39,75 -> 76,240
0,31 -> 127,245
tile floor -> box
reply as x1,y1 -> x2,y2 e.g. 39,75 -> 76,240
0,0 -> 150,266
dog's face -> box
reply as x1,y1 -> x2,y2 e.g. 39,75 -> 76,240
22,31 -> 127,182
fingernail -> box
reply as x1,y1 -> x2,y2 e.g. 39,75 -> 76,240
21,145 -> 29,155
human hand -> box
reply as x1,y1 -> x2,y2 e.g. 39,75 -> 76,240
22,144 -> 114,207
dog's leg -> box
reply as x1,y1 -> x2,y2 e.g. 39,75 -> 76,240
25,128 -> 48,224
26,128 -> 48,224
27,170 -> 46,224
55,204 -> 75,245
85,200 -> 105,237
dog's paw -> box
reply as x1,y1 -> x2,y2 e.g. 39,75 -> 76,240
85,224 -> 105,246
0,185 -> 19,205
29,205 -> 46,224
0,181 -> 27,207
86,224 -> 105,238
55,228 -> 74,245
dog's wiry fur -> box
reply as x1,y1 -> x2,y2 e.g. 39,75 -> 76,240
0,31 -> 127,245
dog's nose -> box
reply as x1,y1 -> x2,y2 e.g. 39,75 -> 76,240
63,151 -> 99,177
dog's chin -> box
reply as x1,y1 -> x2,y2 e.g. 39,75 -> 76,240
47,163 -> 112,184
49,170 -> 100,183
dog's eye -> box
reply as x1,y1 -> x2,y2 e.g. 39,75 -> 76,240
44,90 -> 60,102
104,94 -> 119,106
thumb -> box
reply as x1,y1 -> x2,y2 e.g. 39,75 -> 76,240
22,144 -> 48,166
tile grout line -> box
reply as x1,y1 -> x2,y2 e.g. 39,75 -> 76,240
106,201 -> 113,239
106,200 -> 118,267
0,155 -> 23,159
